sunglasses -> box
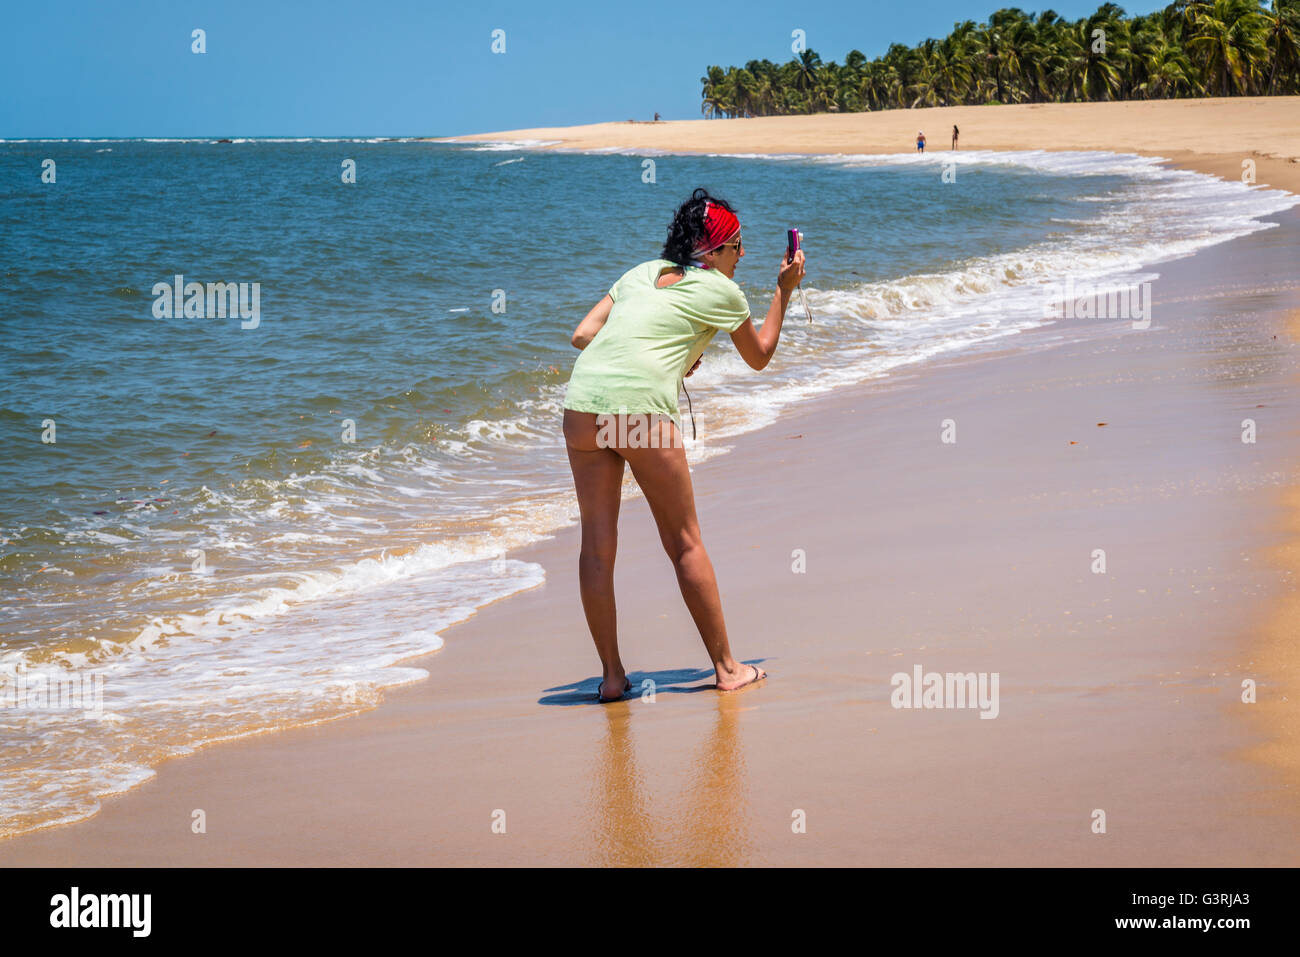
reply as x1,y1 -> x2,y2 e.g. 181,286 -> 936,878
719,234 -> 743,251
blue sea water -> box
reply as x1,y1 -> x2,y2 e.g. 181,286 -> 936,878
0,136 -> 1294,835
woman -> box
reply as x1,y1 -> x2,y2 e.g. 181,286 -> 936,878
563,188 -> 806,702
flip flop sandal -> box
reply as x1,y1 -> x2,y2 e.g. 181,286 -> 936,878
596,677 -> 632,703
717,663 -> 766,693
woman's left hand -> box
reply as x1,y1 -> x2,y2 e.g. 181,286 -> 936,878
686,357 -> 702,377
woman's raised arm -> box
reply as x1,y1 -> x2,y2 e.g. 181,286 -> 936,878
571,295 -> 614,350
729,250 -> 805,370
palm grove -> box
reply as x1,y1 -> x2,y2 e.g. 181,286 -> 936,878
699,1 -> 1300,116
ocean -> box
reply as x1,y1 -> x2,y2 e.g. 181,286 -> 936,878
0,136 -> 1295,837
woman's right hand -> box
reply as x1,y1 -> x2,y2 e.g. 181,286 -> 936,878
778,249 -> 806,294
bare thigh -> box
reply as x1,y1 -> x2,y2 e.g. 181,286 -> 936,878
563,411 -> 626,548
615,418 -> 702,559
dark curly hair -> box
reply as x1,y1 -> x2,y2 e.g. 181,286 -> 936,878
661,188 -> 738,266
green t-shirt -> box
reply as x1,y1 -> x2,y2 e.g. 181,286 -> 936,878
563,259 -> 751,422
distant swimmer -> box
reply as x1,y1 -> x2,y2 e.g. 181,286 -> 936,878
916,131 -> 926,153
952,125 -> 959,150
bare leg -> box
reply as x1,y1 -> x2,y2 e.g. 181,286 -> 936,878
618,416 -> 763,691
563,411 -> 628,698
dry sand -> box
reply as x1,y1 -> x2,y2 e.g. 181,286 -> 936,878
439,97 -> 1300,194
2,203 -> 1298,865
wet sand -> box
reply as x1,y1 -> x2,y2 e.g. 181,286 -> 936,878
3,203 -> 1298,866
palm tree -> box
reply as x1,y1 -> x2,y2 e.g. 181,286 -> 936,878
1261,0 -> 1300,92
742,60 -> 780,115
949,17 -> 985,101
792,49 -> 823,110
730,68 -> 759,117
1029,10 -> 1069,101
1001,9 -> 1046,102
937,34 -> 976,103
1185,0 -> 1270,95
1059,18 -> 1123,99
1089,3 -> 1136,97
910,36 -> 974,106
700,66 -> 730,118
841,48 -> 870,109
978,8 -> 1036,103
1152,41 -> 1202,95
699,1 -> 1293,115
856,62 -> 887,111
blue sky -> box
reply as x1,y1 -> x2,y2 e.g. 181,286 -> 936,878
1,0 -> 1167,137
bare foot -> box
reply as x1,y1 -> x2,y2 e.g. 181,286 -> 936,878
715,662 -> 766,693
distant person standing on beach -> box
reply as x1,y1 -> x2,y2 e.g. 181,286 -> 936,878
654,112 -> 661,122
563,188 -> 806,702
917,131 -> 926,153
952,125 -> 959,149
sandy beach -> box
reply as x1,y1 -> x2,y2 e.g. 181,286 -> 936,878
439,97 -> 1300,195
4,99 -> 1300,866
4,231 -> 1299,864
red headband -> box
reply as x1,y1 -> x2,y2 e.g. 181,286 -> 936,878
692,201 -> 740,258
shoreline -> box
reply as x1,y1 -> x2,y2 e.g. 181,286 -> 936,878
3,202 -> 1298,864
434,97 -> 1300,195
